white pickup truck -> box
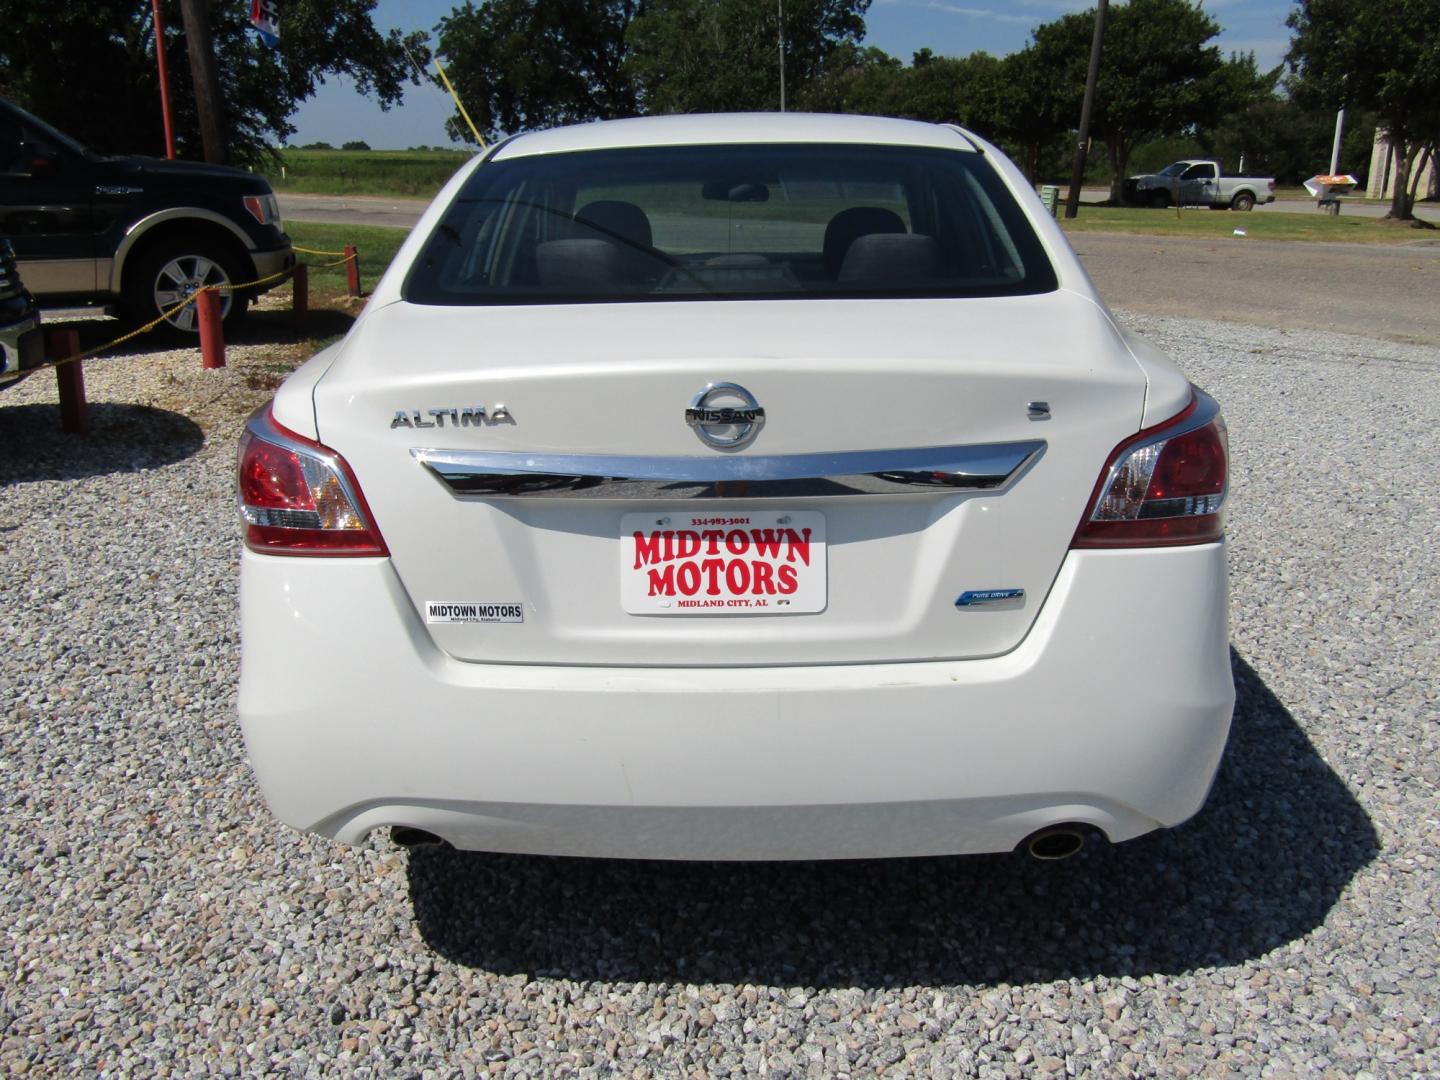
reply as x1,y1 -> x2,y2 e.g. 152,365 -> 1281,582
1126,159 -> 1276,211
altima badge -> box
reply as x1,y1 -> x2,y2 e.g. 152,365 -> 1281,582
685,382 -> 764,450
391,405 -> 513,429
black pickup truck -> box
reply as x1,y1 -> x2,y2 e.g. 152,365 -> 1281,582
1,97 -> 293,339
0,238 -> 42,387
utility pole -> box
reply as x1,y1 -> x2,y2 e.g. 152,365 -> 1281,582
179,0 -> 226,165
1328,106 -> 1346,175
1064,0 -> 1107,220
1328,74 -> 1349,178
778,0 -> 786,112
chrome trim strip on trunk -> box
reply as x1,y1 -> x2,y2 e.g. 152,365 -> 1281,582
411,441 -> 1046,499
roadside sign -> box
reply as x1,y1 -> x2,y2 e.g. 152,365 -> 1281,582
1304,174 -> 1358,198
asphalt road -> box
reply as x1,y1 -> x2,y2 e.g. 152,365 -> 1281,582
278,193 -> 1440,345
1071,233 -> 1440,345
280,192 -> 429,231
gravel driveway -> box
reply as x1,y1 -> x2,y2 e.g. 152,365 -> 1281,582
1,310 -> 1436,1077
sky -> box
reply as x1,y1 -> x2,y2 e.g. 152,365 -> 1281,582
287,0 -> 1296,150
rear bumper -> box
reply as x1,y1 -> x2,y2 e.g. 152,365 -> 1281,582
238,544 -> 1234,860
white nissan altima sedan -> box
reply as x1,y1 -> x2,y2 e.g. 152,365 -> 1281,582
237,113 -> 1233,862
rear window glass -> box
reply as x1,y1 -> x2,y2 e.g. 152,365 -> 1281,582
403,143 -> 1057,305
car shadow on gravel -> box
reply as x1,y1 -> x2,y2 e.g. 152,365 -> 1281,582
406,650 -> 1378,987
0,402 -> 204,485
230,307 -> 358,347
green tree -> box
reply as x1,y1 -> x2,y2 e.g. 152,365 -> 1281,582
988,46 -> 1076,183
793,43 -> 903,115
435,0 -> 869,134
434,0 -> 639,143
0,1 -> 428,166
1287,0 -> 1440,219
1027,0 -> 1232,202
887,50 -> 1008,130
626,0 -> 870,114
1196,67 -> 1376,186
1193,55 -> 1282,172
798,43 -> 1070,182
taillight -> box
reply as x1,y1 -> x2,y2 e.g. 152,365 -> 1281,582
237,406 -> 387,556
1072,389 -> 1228,548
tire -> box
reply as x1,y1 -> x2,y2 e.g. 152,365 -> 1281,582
1149,191 -> 1171,209
125,242 -> 248,341
1230,192 -> 1256,212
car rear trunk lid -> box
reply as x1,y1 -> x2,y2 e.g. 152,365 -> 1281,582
312,293 -> 1148,666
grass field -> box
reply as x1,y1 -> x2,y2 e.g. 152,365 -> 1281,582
1058,205 -> 1432,244
283,221 -> 410,293
264,149 -> 470,198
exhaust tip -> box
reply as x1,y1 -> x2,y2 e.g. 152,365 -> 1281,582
1022,826 -> 1088,861
391,826 -> 448,850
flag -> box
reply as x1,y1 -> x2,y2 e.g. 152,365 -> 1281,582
250,0 -> 280,47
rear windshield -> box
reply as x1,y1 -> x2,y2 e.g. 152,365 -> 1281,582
403,143 -> 1057,305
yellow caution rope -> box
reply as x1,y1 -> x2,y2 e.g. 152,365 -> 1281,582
291,245 -> 355,258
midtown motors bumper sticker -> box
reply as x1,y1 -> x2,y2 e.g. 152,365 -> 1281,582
426,602 -> 524,624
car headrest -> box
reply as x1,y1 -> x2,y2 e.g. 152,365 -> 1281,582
837,233 -> 941,284
574,200 -> 654,251
823,207 -> 906,277
535,239 -> 650,290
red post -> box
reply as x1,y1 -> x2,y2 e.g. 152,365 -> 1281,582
152,0 -> 177,159
197,290 -> 225,369
47,329 -> 87,435
344,244 -> 361,296
290,263 -> 308,332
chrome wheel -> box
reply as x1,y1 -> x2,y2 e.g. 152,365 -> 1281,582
152,255 -> 233,332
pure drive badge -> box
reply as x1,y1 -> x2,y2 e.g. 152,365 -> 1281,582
426,601 -> 524,624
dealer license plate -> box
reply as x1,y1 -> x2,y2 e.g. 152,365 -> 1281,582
621,511 -> 827,615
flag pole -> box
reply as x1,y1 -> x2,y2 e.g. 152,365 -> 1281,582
434,59 -> 487,150
152,0 -> 177,158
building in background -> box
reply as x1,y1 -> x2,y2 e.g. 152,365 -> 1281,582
1367,131 -> 1438,201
